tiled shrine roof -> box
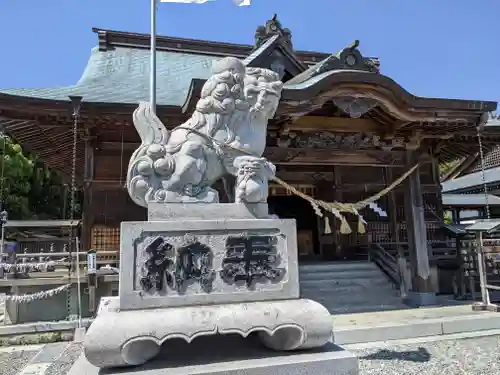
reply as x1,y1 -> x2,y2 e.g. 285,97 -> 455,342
1,47 -> 219,106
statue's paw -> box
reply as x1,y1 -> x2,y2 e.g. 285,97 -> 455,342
241,181 -> 266,203
146,144 -> 166,159
136,159 -> 154,176
153,156 -> 175,177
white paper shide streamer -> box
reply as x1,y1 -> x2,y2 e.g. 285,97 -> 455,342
0,259 -> 65,273
368,202 -> 388,217
1,284 -> 71,304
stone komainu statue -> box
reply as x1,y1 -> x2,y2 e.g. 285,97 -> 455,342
126,57 -> 283,207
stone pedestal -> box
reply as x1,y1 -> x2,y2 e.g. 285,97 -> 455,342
82,203 -> 345,370
72,334 -> 359,375
84,296 -> 333,368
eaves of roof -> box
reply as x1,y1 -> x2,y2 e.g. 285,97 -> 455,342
441,167 -> 500,193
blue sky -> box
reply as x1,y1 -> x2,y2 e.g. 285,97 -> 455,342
1,0 -> 499,105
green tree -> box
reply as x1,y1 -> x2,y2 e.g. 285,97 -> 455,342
0,134 -> 79,220
28,162 -> 66,219
439,158 -> 462,180
0,134 -> 34,219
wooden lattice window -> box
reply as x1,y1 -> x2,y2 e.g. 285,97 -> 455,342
368,222 -> 391,243
471,146 -> 500,172
269,184 -> 316,197
91,225 -> 120,251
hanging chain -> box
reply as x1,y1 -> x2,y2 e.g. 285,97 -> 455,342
476,125 -> 491,220
119,124 -> 124,187
67,97 -> 81,320
0,134 -> 6,203
476,126 -> 490,219
69,113 -> 78,230
0,134 -> 7,266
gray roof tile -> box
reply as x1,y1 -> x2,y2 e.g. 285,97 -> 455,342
442,193 -> 500,206
243,34 -> 279,66
1,47 -> 221,106
441,167 -> 500,192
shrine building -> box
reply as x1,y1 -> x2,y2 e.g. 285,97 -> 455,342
0,16 -> 498,304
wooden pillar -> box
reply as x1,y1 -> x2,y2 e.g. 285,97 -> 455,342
431,156 -> 444,221
385,167 -> 400,249
315,179 -> 335,260
333,166 -> 342,259
82,137 -> 95,251
403,151 -> 436,305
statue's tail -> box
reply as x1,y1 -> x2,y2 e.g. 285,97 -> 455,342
133,102 -> 170,147
126,102 -> 174,207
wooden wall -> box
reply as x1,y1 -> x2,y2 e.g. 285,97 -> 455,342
93,149 -> 133,182
84,148 -> 444,256
315,162 -> 444,259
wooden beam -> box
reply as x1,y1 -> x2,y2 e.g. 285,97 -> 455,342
265,147 -> 405,166
89,180 -> 126,190
98,140 -> 407,166
289,116 -> 383,133
100,141 -> 137,151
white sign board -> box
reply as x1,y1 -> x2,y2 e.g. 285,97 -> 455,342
87,252 -> 97,274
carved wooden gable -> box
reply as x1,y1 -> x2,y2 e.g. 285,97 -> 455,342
244,15 -> 306,81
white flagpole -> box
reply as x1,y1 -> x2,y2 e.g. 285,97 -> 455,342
150,0 -> 157,113
153,0 -> 250,114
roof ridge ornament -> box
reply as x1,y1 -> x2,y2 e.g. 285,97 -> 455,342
347,40 -> 360,52
314,40 -> 380,76
255,14 -> 293,50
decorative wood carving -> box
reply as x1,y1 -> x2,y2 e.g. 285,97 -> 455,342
265,147 -> 406,166
289,116 -> 382,133
292,133 -> 373,150
332,97 -> 378,118
276,132 -> 423,151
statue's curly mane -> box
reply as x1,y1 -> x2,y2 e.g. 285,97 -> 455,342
171,58 -> 247,147
174,59 -> 282,149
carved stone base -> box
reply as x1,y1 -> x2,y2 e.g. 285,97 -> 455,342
157,187 -> 219,203
148,202 -> 270,220
84,297 -> 333,369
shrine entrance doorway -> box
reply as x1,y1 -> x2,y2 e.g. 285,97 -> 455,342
267,194 -> 321,260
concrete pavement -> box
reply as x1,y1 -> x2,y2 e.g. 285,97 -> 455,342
2,303 -> 500,374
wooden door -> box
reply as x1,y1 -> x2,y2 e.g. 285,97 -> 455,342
297,230 -> 315,259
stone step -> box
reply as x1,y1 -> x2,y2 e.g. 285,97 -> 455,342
299,269 -> 389,281
299,261 -> 375,273
300,283 -> 397,294
309,298 -> 409,312
298,261 -> 405,315
326,304 -> 410,315
303,282 -> 399,295
304,292 -> 403,305
298,276 -> 393,289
